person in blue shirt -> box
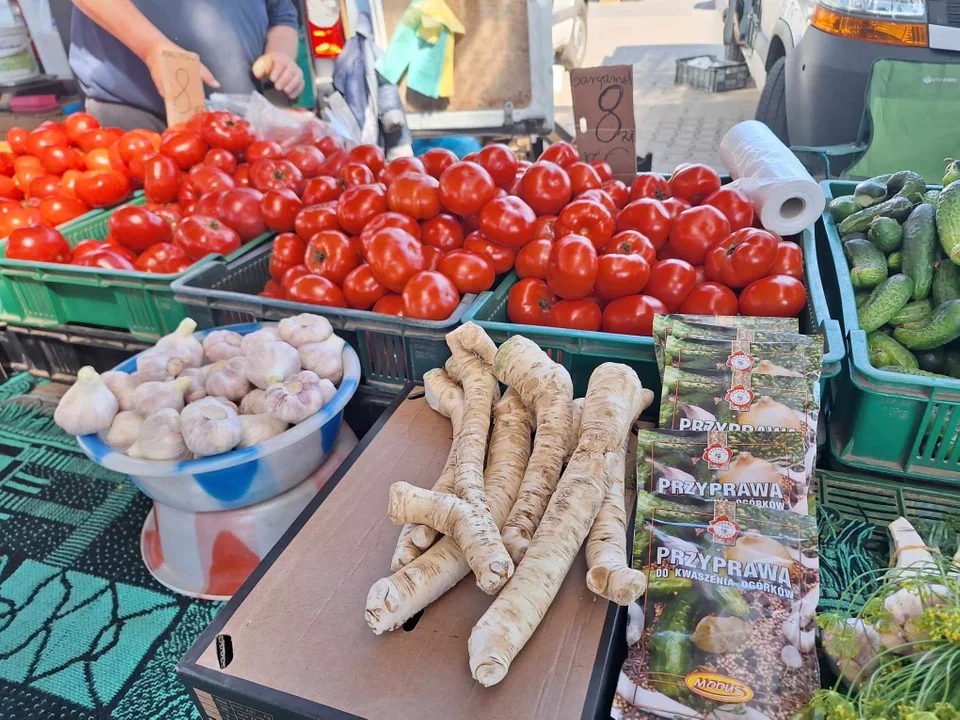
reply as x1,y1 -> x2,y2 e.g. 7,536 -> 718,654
69,0 -> 305,131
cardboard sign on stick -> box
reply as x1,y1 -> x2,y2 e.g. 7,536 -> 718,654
570,65 -> 637,183
157,48 -> 205,126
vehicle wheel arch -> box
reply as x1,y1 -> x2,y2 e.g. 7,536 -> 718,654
765,19 -> 795,71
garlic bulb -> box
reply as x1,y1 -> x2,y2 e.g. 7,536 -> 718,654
264,370 -> 325,423
203,329 -> 243,362
318,378 -> 337,406
54,366 -> 119,435
136,350 -> 185,381
103,411 -> 143,452
127,407 -> 188,460
298,334 -> 345,385
180,366 -> 210,403
247,340 -> 301,389
101,370 -> 141,412
180,401 -> 243,457
156,318 -> 203,368
240,327 -> 282,355
240,388 -> 269,415
133,376 -> 192,416
279,313 -> 333,348
204,357 -> 249,401
238,414 -> 289,448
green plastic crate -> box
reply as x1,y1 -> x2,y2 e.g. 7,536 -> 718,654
0,195 -> 272,342
819,179 -> 960,485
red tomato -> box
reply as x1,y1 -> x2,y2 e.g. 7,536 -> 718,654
555,199 -> 614,249
479,195 -> 536,248
703,187 -> 754,231
194,189 -> 227,218
144,202 -> 182,227
39,196 -> 88,226
0,206 -> 42,237
373,294 -> 405,315
302,176 -> 341,205
201,112 -> 255,154
108,206 -> 172,252
366,227 -> 426,292
269,232 -> 306,280
539,141 -> 578,168
533,215 -> 556,240
160,131 -> 208,169
595,253 -> 651,300
668,205 -> 731,265
602,180 -> 629,209
260,280 -> 283,299
420,148 -> 458,179
420,213 -> 464,251
361,211 -> 421,249
204,148 -> 238,174
0,152 -> 14,177
338,162 -> 375,189
6,126 -> 29,155
604,230 -> 657,266
705,228 -> 778,288
616,198 -> 672,249
187,165 -> 235,195
245,140 -> 283,163
233,164 -> 252,187
295,203 -> 340,239
645,258 -> 696,312
28,175 -> 62,199
117,130 -> 160,166
143,154 -> 181,204
134,242 -> 190,273
770,240 -> 803,279
71,239 -> 107,261
548,298 -> 602,331
590,161 -> 613,183
249,159 -> 304,194
386,173 -> 441,220
59,170 -> 81,199
477,144 -> 517,188
576,188 -> 617,213
668,164 -> 722,205
26,126 -> 69,158
319,148 -> 346,177
678,282 -> 738,315
694,265 -> 708,286
281,264 -> 310,296
438,249 -> 495,293
337,183 -> 387,235
739,274 -> 807,317
174,215 -> 241,261
304,229 -> 360,285
216,187 -> 267,241
382,157 -> 426,187
39,145 -> 85,175
342,264 -> 389,309
6,224 -> 71,263
421,244 -> 442,273
0,175 -> 22,200
74,171 -> 130,208
284,145 -> 326,178
566,162 -> 603,195
601,295 -> 667,336
345,144 -> 386,176
76,128 -> 123,153
546,234 -> 598,300
629,173 -> 671,202
506,277 -> 555,325
518,162 -> 572,216
515,238 -> 552,279
661,196 -> 692,221
463,231 -> 516,274
63,113 -> 100,145
438,162 -> 496,216
74,248 -> 135,270
260,189 -> 303,233
288,274 -> 347,307
83,148 -> 116,173
402,271 -> 459,320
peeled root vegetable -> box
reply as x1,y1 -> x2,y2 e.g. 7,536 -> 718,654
367,388 -> 534,634
468,363 -> 647,687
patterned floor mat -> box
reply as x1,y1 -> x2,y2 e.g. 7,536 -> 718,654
0,374 -> 219,720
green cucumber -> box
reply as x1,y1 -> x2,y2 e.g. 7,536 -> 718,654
887,170 -> 926,203
708,585 -> 750,619
888,251 -> 902,272
945,349 -> 960,378
933,260 -> 960,307
893,299 -> 960,350
855,291 -> 871,308
901,203 -> 938,300
646,575 -> 693,597
857,274 -> 914,333
937,180 -> 960,265
943,159 -> 960,187
838,196 -> 914,236
916,348 -> 946,374
650,590 -> 697,694
868,331 -> 918,369
868,216 -> 903,253
829,195 -> 860,223
854,176 -> 889,208
844,237 -> 888,289
889,299 -> 932,326
878,365 -> 953,379
923,190 -> 941,206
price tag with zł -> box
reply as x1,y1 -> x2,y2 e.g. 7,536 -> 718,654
570,65 -> 637,183
157,48 -> 206,127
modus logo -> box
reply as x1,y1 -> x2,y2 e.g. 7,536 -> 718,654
685,672 -> 754,703
924,75 -> 958,84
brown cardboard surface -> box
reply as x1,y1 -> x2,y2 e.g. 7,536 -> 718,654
570,65 -> 637,183
157,48 -> 205,126
196,396 -> 610,719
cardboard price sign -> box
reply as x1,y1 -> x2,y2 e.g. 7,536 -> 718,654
157,48 -> 206,127
570,65 -> 637,183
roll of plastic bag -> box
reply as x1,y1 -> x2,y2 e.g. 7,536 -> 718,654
719,120 -> 825,236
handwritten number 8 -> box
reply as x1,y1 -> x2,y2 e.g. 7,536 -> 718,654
172,68 -> 192,112
595,85 -> 623,143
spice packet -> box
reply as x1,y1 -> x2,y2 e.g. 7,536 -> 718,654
615,502 -> 820,720
636,428 -> 810,515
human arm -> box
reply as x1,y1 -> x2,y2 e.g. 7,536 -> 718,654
251,1 -> 304,99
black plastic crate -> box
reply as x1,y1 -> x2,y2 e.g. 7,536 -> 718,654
675,55 -> 750,92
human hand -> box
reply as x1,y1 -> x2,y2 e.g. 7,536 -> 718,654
252,51 -> 305,99
143,39 -> 220,96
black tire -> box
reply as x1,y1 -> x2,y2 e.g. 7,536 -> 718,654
755,56 -> 789,144
559,2 -> 588,70
724,41 -> 743,62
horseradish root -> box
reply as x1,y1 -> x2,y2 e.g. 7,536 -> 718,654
493,335 -> 575,563
367,388 -> 534,633
468,363 -> 646,687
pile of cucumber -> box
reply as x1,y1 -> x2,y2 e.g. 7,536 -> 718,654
828,167 -> 960,379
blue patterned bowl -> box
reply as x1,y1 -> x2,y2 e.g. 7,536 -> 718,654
76,321 -> 361,513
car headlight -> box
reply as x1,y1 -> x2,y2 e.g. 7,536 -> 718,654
817,0 -> 926,20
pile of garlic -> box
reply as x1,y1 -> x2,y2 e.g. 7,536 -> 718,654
54,314 -> 346,461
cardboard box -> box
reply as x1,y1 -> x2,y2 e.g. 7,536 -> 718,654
178,384 -> 624,720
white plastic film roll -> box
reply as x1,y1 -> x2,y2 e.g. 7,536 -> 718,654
719,121 -> 825,236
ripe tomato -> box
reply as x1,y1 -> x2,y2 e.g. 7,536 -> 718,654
288,274 -> 347,307
63,113 -> 100,145
337,183 -> 387,234
284,145 -> 326,178
616,198 -> 672,249
261,189 -> 303,233
373,294 -> 405,315
7,224 -> 71,263
539,141 -> 578,168
694,264 -> 708,286
187,165 -> 235,195
295,203 -> 340,239
319,148 -> 346,177
233,164 -> 251,187
382,157 -> 426,187
645,258 -> 696,312
74,249 -> 135,270
566,162 -> 603,195
576,188 -> 617,213
604,230 -> 657,266
602,180 -> 629,209
245,140 -> 283,163
304,229 -> 359,285
342,264 -> 389,309
260,278 -> 283,298
27,175 -> 62,199
477,144 -> 517,188
420,213 -> 464,251
76,128 -> 123,153
438,162 -> 496,216
360,211 -> 421,248
143,154 -> 181,204
201,112 -> 255,154
83,147 -> 116,173
769,240 -> 803,279
338,162 -> 375,189
6,126 -> 29,155
39,196 -> 88,226
533,215 -> 556,240
144,202 -> 182,226
281,264 -> 310,296
668,205 -> 731,265
0,206 -> 42,237
175,216 -> 241,261
345,144 -> 386,176
39,145 -> 85,175
705,228 -> 778,288
668,164 -> 722,205
117,130 -> 160,166
555,199 -> 614,249
366,227 -> 426,292
26,126 -> 69,158
421,244 -> 442,273
420,148 -> 458,179
703,187 -> 754,231
204,148 -> 237,174
134,243 -> 190,273
739,274 -> 807,317
661,196 -> 692,221
479,196 -> 535,248
546,235 -> 598,299
160,131 -> 207,169
601,295 -> 667,336
590,160 -> 613,183
401,271 -> 459,320
629,173 -> 671,202
463,231 -> 516,274
269,233 -> 306,280
518,162 -> 572,216
108,206 -> 172,252
438,249 -> 495,293
548,298 -> 602,331
386,172 -> 441,220
595,253 -> 651,300
679,282 -> 738,315
71,239 -> 107,261
249,159 -> 304,194
75,171 -> 130,208
302,176 -> 341,205
0,175 -> 22,200
216,187 -> 267,241
507,277 -> 556,325
515,238 -> 552,280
